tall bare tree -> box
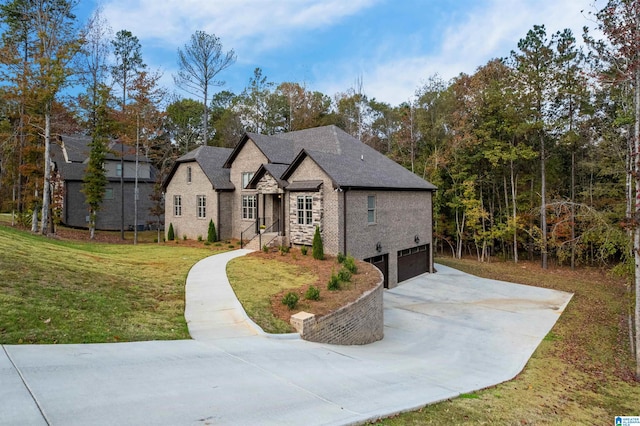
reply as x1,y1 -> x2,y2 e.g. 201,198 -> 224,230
511,25 -> 555,269
111,29 -> 145,239
174,31 -> 235,145
77,8 -> 112,239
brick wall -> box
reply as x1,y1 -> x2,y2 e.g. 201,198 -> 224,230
164,162 -> 217,240
344,190 -> 433,288
291,270 -> 384,345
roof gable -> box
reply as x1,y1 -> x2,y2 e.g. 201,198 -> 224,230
247,163 -> 289,189
163,146 -> 234,190
223,133 -> 294,168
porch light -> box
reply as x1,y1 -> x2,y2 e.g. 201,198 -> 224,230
376,242 -> 382,252
414,235 -> 420,244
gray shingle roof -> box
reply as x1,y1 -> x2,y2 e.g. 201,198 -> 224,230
279,126 -> 436,190
58,134 -> 91,162
56,135 -> 152,163
56,160 -> 86,181
286,180 -> 323,191
212,125 -> 435,191
245,133 -> 294,164
167,146 -> 234,191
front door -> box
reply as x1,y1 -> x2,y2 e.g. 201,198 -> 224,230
272,195 -> 281,233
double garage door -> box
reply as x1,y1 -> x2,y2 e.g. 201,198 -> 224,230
397,244 -> 429,283
366,244 -> 430,288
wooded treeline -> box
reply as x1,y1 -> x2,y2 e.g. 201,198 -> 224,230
0,1 -> 632,270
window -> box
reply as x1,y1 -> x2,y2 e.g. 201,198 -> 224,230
104,188 -> 114,200
297,195 -> 313,225
173,195 -> 182,216
242,195 -> 256,220
116,163 -> 122,177
197,195 -> 206,218
242,172 -> 254,189
367,195 -> 376,224
187,166 -> 192,183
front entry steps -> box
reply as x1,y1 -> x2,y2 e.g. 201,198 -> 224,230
243,232 -> 279,251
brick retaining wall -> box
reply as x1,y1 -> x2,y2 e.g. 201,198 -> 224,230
290,270 -> 384,345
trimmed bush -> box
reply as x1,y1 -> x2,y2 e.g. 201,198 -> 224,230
167,223 -> 175,241
305,285 -> 320,301
300,246 -> 308,256
197,235 -> 203,242
327,273 -> 340,291
343,256 -> 358,274
279,245 -> 290,255
337,267 -> 352,282
207,219 -> 217,243
312,226 -> 324,260
337,252 -> 346,264
282,292 -> 299,310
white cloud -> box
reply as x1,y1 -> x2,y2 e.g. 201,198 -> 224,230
101,0 -> 378,54
97,0 -> 597,106
325,0 -> 592,105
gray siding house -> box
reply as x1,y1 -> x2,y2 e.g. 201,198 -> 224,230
52,135 -> 160,231
163,125 -> 436,288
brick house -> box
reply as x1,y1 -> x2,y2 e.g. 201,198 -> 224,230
163,125 -> 436,288
51,134 -> 160,231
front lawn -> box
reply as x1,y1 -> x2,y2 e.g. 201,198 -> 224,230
0,225 -> 224,344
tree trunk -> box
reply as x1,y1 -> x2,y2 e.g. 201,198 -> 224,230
511,156 -> 519,263
41,110 -> 51,235
90,210 -> 96,240
540,132 -> 548,269
634,51 -> 640,380
203,83 -> 208,145
571,148 -> 576,270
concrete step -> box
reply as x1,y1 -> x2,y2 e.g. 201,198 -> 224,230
244,232 -> 279,250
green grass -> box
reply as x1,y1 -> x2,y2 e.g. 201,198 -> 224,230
374,257 -> 640,425
226,256 -> 317,333
0,224 -> 221,344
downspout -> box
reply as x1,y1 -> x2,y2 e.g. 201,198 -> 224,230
429,189 -> 434,273
343,188 -> 348,255
216,190 -> 220,240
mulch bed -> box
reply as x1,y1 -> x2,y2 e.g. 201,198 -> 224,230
246,248 -> 381,322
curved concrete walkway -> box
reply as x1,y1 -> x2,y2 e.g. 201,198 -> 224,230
184,249 -> 262,340
0,252 -> 572,426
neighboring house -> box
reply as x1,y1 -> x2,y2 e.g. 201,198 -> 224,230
51,134 -> 161,231
163,125 -> 436,288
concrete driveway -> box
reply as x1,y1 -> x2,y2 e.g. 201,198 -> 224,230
0,252 -> 572,426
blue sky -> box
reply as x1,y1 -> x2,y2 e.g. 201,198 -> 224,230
77,0 -> 594,106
